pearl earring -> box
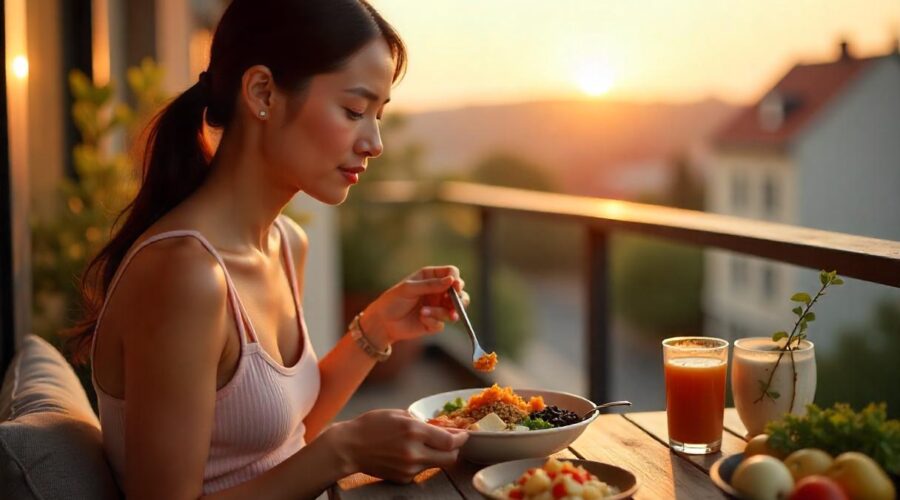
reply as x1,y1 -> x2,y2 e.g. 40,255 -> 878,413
258,109 -> 268,119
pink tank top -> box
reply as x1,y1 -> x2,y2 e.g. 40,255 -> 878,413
91,217 -> 321,494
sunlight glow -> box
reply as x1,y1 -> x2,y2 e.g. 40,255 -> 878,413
11,56 -> 28,80
574,59 -> 614,97
597,200 -> 627,219
373,1 -> 900,111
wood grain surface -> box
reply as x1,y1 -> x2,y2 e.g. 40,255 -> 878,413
330,411 -> 750,499
569,414 -> 730,499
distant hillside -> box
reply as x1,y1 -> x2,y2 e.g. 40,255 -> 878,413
390,98 -> 738,198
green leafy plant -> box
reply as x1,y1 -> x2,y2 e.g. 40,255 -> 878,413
766,402 -> 900,475
756,270 -> 843,409
31,58 -> 166,339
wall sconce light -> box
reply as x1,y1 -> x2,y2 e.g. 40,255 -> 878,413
11,55 -> 28,80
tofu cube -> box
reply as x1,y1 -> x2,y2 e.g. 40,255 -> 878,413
472,412 -> 507,432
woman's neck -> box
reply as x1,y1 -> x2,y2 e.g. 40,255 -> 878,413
189,129 -> 298,256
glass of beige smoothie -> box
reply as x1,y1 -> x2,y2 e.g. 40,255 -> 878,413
731,337 -> 816,437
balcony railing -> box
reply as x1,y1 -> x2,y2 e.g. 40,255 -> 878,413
359,180 -> 900,403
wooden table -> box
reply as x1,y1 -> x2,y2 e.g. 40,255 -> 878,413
330,409 -> 749,499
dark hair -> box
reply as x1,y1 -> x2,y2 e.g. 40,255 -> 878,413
65,0 -> 406,363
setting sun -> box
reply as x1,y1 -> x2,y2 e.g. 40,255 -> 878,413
574,60 -> 614,97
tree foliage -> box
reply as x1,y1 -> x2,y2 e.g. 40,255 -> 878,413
611,234 -> 703,335
817,301 -> 900,418
610,154 -> 705,336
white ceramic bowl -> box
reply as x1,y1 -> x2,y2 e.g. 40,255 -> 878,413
472,457 -> 639,500
407,388 -> 599,464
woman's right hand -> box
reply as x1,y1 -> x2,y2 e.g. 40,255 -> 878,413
324,409 -> 469,483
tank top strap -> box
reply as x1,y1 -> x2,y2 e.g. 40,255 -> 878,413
91,230 -> 254,362
274,217 -> 303,315
274,217 -> 310,353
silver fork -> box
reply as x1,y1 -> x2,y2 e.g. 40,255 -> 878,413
447,286 -> 490,365
579,400 -> 633,420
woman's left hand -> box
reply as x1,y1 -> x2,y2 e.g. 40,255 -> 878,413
361,266 -> 469,347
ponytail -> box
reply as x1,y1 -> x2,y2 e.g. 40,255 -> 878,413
64,81 -> 211,364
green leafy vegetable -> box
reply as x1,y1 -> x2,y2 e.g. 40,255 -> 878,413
520,417 -> 552,430
442,397 -> 465,414
765,402 -> 900,475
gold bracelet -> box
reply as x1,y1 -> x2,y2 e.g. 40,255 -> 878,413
349,312 -> 391,362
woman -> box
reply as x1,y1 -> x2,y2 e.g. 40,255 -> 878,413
66,0 -> 470,498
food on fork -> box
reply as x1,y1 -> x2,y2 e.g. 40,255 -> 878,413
474,351 -> 498,372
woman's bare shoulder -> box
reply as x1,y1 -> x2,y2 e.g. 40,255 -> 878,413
124,235 -> 225,290
103,235 -> 231,344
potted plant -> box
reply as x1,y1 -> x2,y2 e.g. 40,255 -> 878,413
32,59 -> 165,342
731,270 -> 844,437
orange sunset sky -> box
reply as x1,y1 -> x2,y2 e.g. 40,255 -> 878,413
370,0 -> 900,112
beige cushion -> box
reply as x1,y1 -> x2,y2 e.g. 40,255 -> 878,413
0,334 -> 120,499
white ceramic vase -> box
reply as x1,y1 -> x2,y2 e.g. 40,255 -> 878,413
731,337 -> 816,437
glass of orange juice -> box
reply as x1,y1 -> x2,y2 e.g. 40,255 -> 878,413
662,336 -> 729,454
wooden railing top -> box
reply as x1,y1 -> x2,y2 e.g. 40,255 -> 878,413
361,181 -> 900,288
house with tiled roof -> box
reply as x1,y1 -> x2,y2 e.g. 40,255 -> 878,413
703,41 -> 900,352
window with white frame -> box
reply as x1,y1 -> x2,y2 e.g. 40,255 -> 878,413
763,174 -> 779,219
762,263 -> 778,302
731,255 -> 749,292
731,171 -> 749,213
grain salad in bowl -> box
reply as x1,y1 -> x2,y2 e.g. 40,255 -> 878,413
408,387 -> 603,463
427,385 -> 585,432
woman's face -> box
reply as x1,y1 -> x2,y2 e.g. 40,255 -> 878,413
263,38 -> 395,205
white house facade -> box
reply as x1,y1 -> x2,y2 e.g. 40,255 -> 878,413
704,43 -> 900,353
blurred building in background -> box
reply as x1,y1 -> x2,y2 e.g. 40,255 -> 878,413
705,41 -> 900,352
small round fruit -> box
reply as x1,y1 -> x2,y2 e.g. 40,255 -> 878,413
826,452 -> 896,500
783,448 -> 833,481
732,455 -> 795,500
744,433 -> 786,459
788,475 -> 848,500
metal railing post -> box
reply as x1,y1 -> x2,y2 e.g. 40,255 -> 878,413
587,227 -> 611,403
